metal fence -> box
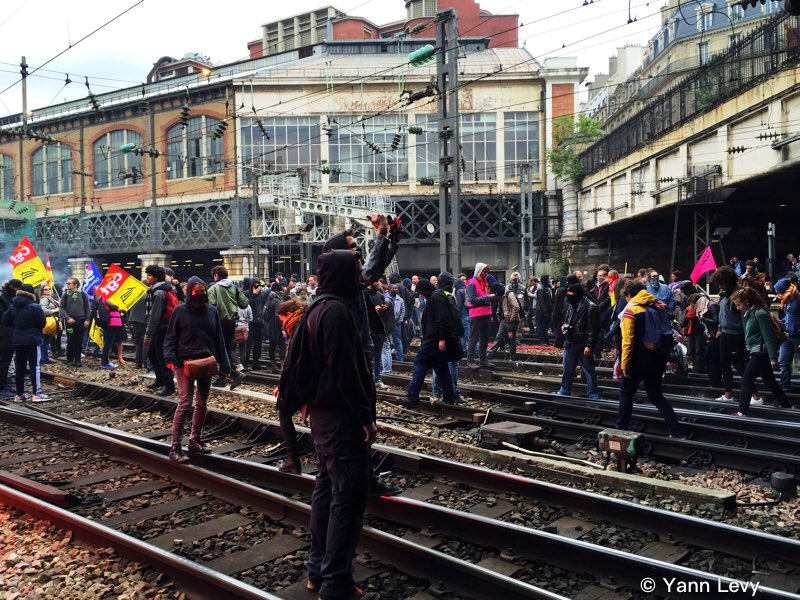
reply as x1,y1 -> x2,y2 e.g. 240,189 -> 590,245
581,12 -> 800,177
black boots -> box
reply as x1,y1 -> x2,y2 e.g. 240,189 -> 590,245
398,395 -> 420,408
278,454 -> 301,474
169,444 -> 189,464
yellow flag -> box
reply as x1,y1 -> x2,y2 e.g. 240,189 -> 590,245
7,236 -> 48,287
95,265 -> 148,311
88,320 -> 104,350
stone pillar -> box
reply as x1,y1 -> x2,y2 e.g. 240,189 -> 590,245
67,257 -> 93,284
220,247 -> 268,281
137,253 -> 170,280
560,178 -> 579,241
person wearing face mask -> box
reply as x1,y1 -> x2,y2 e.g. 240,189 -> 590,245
645,270 -> 675,313
593,268 -> 612,354
557,284 -> 601,399
162,276 -> 231,463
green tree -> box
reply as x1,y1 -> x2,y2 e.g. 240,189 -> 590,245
546,115 -> 604,184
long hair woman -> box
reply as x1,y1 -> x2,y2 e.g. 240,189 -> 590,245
730,287 -> 791,416
39,284 -> 59,364
163,276 -> 230,463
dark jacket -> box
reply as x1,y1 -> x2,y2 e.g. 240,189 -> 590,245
593,281 -> 611,314
249,289 -> 268,325
163,296 -> 230,373
307,250 -> 374,455
365,285 -> 391,336
262,291 -> 283,342
145,281 -> 174,338
2,290 -> 45,346
454,278 -> 468,317
59,288 -> 90,321
421,289 -> 463,343
127,295 -> 147,325
718,285 -> 744,335
536,285 -> 554,316
563,296 -> 599,350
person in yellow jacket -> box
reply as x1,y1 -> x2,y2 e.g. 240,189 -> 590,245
616,279 -> 687,438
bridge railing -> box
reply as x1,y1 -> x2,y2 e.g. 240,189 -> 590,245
581,12 -> 800,178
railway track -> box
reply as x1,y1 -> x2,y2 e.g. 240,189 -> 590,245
3,373 -> 799,597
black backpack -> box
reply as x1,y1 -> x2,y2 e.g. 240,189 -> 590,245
277,294 -> 342,416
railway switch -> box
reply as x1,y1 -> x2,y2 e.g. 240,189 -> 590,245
479,421 -> 542,450
598,428 -> 644,473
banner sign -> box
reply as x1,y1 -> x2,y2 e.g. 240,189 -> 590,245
7,236 -> 48,287
83,261 -> 102,299
94,265 -> 148,311
690,246 -> 718,284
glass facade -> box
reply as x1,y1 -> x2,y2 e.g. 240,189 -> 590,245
240,116 -> 321,183
329,115 -> 408,184
32,143 -> 73,196
0,154 -> 13,200
504,112 -> 540,179
167,116 -> 224,180
93,130 -> 142,189
459,113 -> 497,182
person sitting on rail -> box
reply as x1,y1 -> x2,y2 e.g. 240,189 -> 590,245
616,279 -> 687,439
163,276 -> 231,463
730,287 -> 792,416
557,283 -> 600,400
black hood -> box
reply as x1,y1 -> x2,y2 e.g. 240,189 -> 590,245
322,231 -> 351,253
453,278 -> 466,291
186,275 -> 206,293
388,272 -> 402,284
436,271 -> 455,292
415,279 -> 436,298
316,250 -> 361,300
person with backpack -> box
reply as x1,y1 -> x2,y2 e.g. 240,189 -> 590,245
730,287 -> 791,415
557,283 -> 601,399
38,284 -> 59,365
616,279 -> 686,438
775,277 -> 800,392
208,266 -> 250,387
60,277 -> 90,368
144,265 -> 179,396
278,249 -> 375,600
488,281 -> 523,361
245,281 -> 267,370
163,276 -> 231,463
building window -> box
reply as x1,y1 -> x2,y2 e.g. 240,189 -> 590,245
240,116 -> 321,183
92,130 -> 142,189
729,33 -> 741,47
698,41 -> 710,65
167,116 -> 223,180
329,115 -> 408,184
696,8 -> 712,32
460,113 -> 497,181
729,3 -> 744,21
32,143 -> 73,196
504,112 -> 540,179
0,155 -> 14,200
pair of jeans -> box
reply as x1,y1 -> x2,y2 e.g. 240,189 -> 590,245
100,325 -> 121,365
616,356 -> 681,435
720,332 -> 748,394
467,315 -> 490,362
559,341 -> 600,399
220,320 -> 237,368
14,345 -> 39,397
171,368 -> 211,444
40,335 -> 52,362
407,340 -> 455,402
380,340 -> 392,374
492,320 -> 518,356
65,320 -> 85,364
246,322 -> 264,367
279,409 -> 301,459
147,328 -> 173,387
371,335 -> 386,383
778,334 -> 800,392
391,327 -> 403,362
460,313 -> 471,353
740,352 -> 790,414
536,312 -> 551,345
432,360 -> 459,398
307,445 -> 369,599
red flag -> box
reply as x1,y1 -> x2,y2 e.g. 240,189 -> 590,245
690,246 -> 717,284
45,253 -> 54,285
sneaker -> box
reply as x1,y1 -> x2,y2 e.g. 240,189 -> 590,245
100,362 -> 116,370
731,411 -> 746,417
376,381 -> 389,390
369,479 -> 401,497
12,394 -> 25,403
169,449 -> 189,464
187,440 -> 211,454
211,376 -> 227,388
145,380 -> 162,390
278,455 -> 301,474
715,394 -> 734,402
750,397 -> 764,406
75,361 -> 82,368
398,396 -> 420,408
31,394 -> 51,403
228,371 -> 245,391
0,389 -> 16,398
467,361 -> 480,370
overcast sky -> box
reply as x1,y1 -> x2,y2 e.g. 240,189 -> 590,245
0,0 -> 663,116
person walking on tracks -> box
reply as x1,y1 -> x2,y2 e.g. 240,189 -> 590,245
163,276 -> 231,463
557,283 -> 601,399
616,280 -> 686,438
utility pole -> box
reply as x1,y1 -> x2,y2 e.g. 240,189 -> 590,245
436,9 -> 461,275
20,57 -> 27,205
519,164 -> 535,280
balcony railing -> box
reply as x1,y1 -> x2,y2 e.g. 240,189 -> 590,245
581,12 -> 800,177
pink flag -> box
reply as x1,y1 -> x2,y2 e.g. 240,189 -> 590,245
690,246 -> 717,284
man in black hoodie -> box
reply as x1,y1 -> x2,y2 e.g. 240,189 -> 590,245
144,265 -> 177,396
305,249 -> 376,600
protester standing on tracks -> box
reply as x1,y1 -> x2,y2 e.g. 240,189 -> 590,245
245,280 -> 267,371
366,279 -> 391,390
163,276 -> 231,463
39,284 -> 59,365
96,297 -> 125,370
208,266 -> 250,387
616,280 -> 686,438
301,249 -> 376,599
712,267 -> 752,404
730,287 -> 791,415
263,282 -> 285,372
775,277 -> 800,392
488,280 -> 523,361
429,272 -> 465,405
558,283 -> 601,399
59,277 -> 90,368
552,274 -> 578,348
144,266 -> 178,397
2,284 -> 48,403
127,292 -> 148,369
466,262 -> 496,370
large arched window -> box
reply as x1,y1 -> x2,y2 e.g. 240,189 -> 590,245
167,116 -> 224,180
0,154 -> 14,200
32,143 -> 73,196
93,130 -> 142,189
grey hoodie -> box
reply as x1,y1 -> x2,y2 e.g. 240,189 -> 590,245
473,262 -> 488,280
